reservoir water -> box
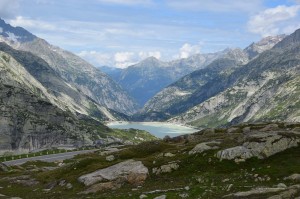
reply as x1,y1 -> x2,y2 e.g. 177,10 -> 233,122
107,122 -> 199,138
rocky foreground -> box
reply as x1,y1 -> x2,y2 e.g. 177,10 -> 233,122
0,122 -> 300,198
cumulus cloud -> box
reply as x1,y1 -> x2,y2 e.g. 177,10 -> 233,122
78,50 -> 164,68
78,51 -> 113,67
114,52 -> 138,68
9,16 -> 56,31
0,0 -> 20,19
166,0 -> 263,13
248,5 -> 300,37
139,51 -> 161,60
176,43 -> 201,59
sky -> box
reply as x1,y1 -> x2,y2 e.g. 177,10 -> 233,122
1,0 -> 300,68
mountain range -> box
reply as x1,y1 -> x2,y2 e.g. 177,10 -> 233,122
1,17 -> 300,152
141,32 -> 300,129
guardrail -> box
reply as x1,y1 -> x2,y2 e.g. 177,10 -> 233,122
0,146 -> 98,163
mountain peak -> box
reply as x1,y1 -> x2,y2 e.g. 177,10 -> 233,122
0,18 -> 36,43
244,34 -> 286,59
274,28 -> 300,49
131,56 -> 163,68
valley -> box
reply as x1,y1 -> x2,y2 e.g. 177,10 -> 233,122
1,1 -> 300,198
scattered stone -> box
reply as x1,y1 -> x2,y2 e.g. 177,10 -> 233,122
189,141 -> 220,155
243,127 -> 251,133
66,183 -> 73,189
284,174 -> 300,182
0,193 -> 6,197
154,195 -> 166,199
100,147 -> 120,156
59,180 -> 66,187
4,175 -> 39,186
106,155 -> 115,162
276,183 -> 287,189
164,152 -> 175,157
227,127 -> 240,133
79,181 -> 121,194
152,162 -> 179,175
179,193 -> 189,198
58,162 -> 65,167
139,194 -> 148,199
222,179 -> 230,183
41,167 -> 58,171
184,186 -> 190,191
223,187 -> 286,198
78,159 -> 148,186
0,163 -> 9,172
45,181 -> 57,190
227,184 -> 233,191
9,197 -> 22,199
260,124 -> 279,131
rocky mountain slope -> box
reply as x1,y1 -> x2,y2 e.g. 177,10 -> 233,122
168,30 -> 300,128
0,49 -> 113,152
0,48 -> 155,153
1,122 -> 300,198
141,35 -> 286,123
0,19 -> 138,115
106,51 -> 225,106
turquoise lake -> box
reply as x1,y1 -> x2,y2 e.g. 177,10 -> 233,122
107,122 -> 199,138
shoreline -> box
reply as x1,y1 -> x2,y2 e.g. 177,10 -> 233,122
106,121 -> 197,129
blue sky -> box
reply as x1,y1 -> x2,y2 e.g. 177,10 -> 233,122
1,0 -> 300,68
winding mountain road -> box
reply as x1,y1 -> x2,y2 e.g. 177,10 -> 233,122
2,149 -> 98,166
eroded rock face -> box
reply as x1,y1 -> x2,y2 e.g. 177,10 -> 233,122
189,141 -> 220,155
78,159 -> 148,186
217,132 -> 299,160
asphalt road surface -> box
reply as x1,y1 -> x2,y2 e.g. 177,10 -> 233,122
2,149 -> 98,166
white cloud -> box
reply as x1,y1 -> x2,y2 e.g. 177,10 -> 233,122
248,5 -> 300,37
78,51 -> 113,66
97,0 -> 153,6
166,0 -> 263,13
114,52 -> 137,68
139,51 -> 161,60
0,0 -> 20,19
78,50 -> 164,68
176,43 -> 200,59
9,16 -> 56,31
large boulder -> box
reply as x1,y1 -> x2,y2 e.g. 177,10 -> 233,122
78,159 -> 148,186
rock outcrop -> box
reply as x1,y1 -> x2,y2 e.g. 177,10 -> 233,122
217,132 -> 299,160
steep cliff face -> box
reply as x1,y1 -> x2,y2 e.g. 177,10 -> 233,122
0,19 -> 138,115
0,42 -> 126,122
0,51 -> 111,152
168,30 -> 300,128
